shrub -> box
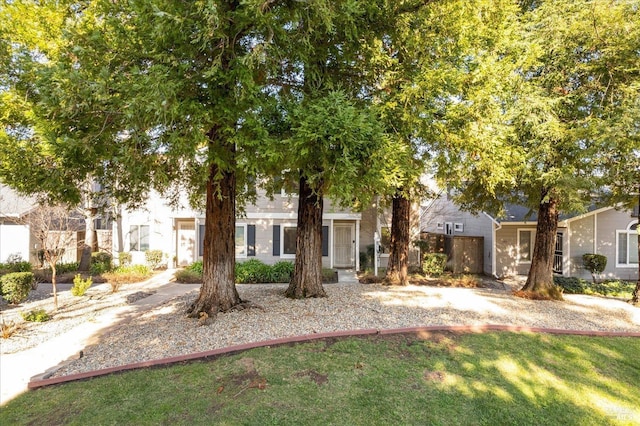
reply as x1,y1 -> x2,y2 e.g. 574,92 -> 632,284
1,319 -> 20,339
582,254 -> 607,284
270,261 -> 295,283
322,268 -> 338,283
90,252 -> 113,275
187,260 -> 203,275
235,259 -> 271,283
422,253 -> 448,276
102,264 -> 152,292
54,262 -> 79,274
554,277 -> 587,294
0,272 -> 34,304
118,252 -> 132,267
145,250 -> 165,270
71,274 -> 92,296
21,309 -> 50,322
174,269 -> 203,283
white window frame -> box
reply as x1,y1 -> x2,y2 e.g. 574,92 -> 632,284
616,221 -> 638,268
517,228 -> 534,264
436,222 -> 444,230
454,223 -> 464,233
235,224 -> 248,258
281,223 -> 297,259
129,224 -> 150,252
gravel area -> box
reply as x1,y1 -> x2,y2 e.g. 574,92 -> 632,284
24,279 -> 637,379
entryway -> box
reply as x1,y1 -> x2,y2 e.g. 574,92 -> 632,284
176,221 -> 196,267
334,223 -> 355,268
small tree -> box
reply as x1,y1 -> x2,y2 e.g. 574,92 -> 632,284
582,254 -> 607,284
27,204 -> 84,309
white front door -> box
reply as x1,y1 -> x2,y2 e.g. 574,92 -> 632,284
177,222 -> 196,266
334,224 -> 355,268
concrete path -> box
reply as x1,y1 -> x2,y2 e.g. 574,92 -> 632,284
0,270 -> 197,405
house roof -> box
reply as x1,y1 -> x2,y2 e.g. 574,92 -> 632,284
495,203 -> 609,224
0,185 -> 36,218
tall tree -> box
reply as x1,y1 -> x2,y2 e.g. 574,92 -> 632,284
434,0 -> 640,298
265,1 -> 386,298
0,1 -> 283,316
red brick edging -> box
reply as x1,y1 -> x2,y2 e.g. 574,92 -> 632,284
28,325 -> 640,390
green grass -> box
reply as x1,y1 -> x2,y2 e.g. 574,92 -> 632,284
2,332 -> 639,425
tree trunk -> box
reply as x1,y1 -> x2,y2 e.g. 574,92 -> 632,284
285,174 -> 327,299
78,208 -> 96,271
187,135 -> 242,317
385,189 -> 410,286
521,190 -> 563,299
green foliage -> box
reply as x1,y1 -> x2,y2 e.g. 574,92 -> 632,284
102,265 -> 152,292
322,268 -> 338,283
0,272 -> 34,304
235,259 -> 274,284
90,252 -> 112,275
113,265 -> 151,275
21,309 -> 50,322
422,254 -> 448,276
71,274 -> 92,297
187,261 -> 203,275
554,277 -> 635,299
53,262 -> 79,274
270,261 -> 295,283
118,252 -> 132,267
0,258 -> 32,274
582,254 -> 607,283
145,250 -> 164,270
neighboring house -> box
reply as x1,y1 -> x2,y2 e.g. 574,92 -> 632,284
421,193 -> 639,281
0,184 -> 112,266
0,185 -> 37,264
115,188 -> 420,270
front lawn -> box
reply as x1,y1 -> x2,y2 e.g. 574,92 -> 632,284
2,332 -> 638,424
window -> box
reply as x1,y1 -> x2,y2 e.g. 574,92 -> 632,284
617,221 -> 638,267
282,226 -> 297,257
199,224 -> 250,258
436,222 -> 444,230
518,229 -> 533,263
454,223 -> 464,233
129,225 -> 150,251
380,227 -> 391,254
236,224 -> 247,258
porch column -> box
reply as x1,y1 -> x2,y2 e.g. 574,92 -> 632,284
329,219 -> 334,269
355,219 -> 360,271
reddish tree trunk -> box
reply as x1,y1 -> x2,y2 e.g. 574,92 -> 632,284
187,136 -> 241,317
385,190 -> 410,286
285,174 -> 326,298
521,190 -> 563,299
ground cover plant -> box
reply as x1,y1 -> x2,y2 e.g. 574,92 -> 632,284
2,332 -> 638,424
555,277 -> 635,300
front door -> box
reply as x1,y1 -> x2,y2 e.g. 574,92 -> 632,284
334,224 -> 355,268
177,221 -> 196,267
553,232 -> 563,275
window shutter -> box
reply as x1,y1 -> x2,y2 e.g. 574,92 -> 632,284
272,225 -> 280,256
322,226 -> 329,257
247,225 -> 256,256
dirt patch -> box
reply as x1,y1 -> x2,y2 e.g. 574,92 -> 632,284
293,370 -> 328,386
423,370 -> 446,383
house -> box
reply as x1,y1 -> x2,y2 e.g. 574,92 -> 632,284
114,188 -> 421,271
0,185 -> 37,264
421,193 -> 639,281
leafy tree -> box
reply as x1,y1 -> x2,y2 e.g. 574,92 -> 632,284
260,1 -> 388,298
434,0 -> 640,298
0,1 -> 283,316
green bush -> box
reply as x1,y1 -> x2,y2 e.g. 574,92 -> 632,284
145,250 -> 165,270
54,262 -> 79,274
21,309 -> 50,322
554,277 -> 587,294
0,272 -> 35,304
582,253 -> 607,283
90,252 -> 113,275
270,261 -> 295,283
114,264 -> 151,275
235,259 -> 272,283
422,253 -> 448,276
187,260 -> 203,275
71,274 -> 92,296
118,252 -> 132,267
322,268 -> 338,283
